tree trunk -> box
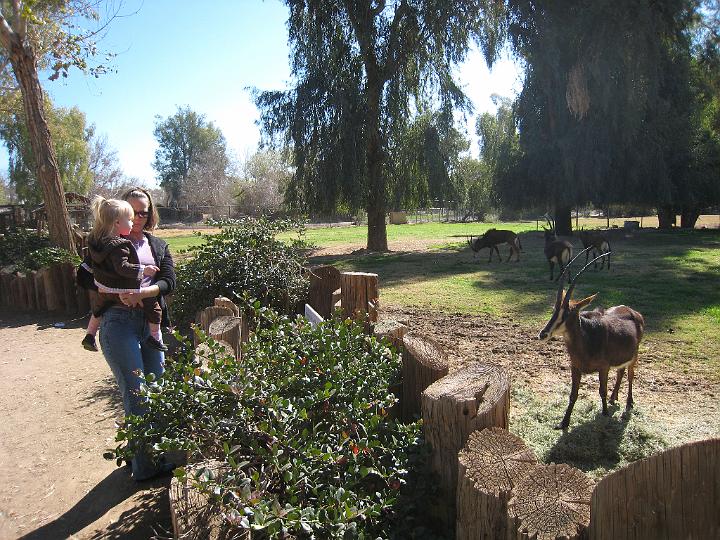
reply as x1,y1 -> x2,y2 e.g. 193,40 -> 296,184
554,204 -> 573,236
365,77 -> 388,252
657,205 -> 676,229
8,36 -> 75,252
680,207 -> 700,229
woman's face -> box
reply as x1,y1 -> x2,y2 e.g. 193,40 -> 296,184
128,196 -> 150,234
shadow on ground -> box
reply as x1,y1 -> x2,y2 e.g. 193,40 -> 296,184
17,468 -> 173,540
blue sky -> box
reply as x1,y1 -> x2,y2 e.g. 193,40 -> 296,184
2,0 -> 523,187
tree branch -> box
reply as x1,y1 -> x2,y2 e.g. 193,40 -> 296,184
10,0 -> 25,40
0,13 -> 15,50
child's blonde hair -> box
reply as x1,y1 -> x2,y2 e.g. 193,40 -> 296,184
88,196 -> 134,243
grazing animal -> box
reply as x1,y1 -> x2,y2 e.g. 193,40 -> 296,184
542,217 -> 573,280
578,227 -> 611,270
538,248 -> 644,430
467,229 -> 522,262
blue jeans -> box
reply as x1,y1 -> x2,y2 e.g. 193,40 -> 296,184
99,306 -> 165,480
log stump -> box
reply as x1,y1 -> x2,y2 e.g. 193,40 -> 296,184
10,274 -> 24,310
25,271 -> 37,311
208,315 -> 244,359
60,262 -> 78,315
214,296 -> 240,317
402,333 -> 449,422
305,264 -> 341,319
508,463 -> 593,540
34,269 -> 47,311
0,269 -> 12,306
340,271 -> 378,323
169,460 -> 249,540
421,363 -> 510,530
457,428 -> 538,540
43,265 -> 63,311
195,306 -> 235,346
373,318 -> 408,351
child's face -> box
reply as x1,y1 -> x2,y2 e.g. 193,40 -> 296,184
114,214 -> 133,236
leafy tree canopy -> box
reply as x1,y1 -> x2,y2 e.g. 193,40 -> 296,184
256,0 -> 504,249
0,94 -> 94,204
152,106 -> 230,207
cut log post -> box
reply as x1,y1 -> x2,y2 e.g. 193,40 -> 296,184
76,283 -> 90,316
0,269 -> 13,306
25,271 -> 37,311
10,274 -> 25,310
305,264 -> 342,319
372,319 -> 408,351
169,460 -> 250,540
194,306 -> 234,347
402,333 -> 449,422
208,315 -> 243,359
213,296 -> 240,317
43,264 -> 63,311
457,428 -> 538,540
508,463 -> 593,540
34,269 -> 47,311
60,262 -> 78,315
340,271 -> 379,323
421,363 -> 510,531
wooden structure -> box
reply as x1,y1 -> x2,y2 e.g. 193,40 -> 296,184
590,438 -> 720,540
422,363 -> 511,530
401,333 -> 449,422
305,265 -> 341,319
340,271 -> 378,323
457,428 -> 538,540
509,463 -> 593,540
0,262 -> 88,315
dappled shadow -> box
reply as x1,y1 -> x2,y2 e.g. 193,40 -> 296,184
0,308 -> 88,330
17,468 -> 173,540
78,374 -> 124,418
309,228 -> 720,333
546,404 -> 632,473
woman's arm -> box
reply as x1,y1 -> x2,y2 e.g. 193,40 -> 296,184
118,284 -> 160,306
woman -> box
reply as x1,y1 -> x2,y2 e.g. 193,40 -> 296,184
99,186 -> 176,481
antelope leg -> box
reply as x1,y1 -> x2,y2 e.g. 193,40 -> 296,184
557,367 -> 582,430
610,367 -> 625,402
549,261 -> 555,281
599,367 -> 609,415
626,361 -> 635,410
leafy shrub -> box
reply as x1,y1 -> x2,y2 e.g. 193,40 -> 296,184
172,217 -> 309,326
110,311 -> 439,538
17,247 -> 81,273
0,228 -> 52,267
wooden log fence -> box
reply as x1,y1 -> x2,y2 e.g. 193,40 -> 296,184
401,332 -> 449,422
0,263 -> 89,315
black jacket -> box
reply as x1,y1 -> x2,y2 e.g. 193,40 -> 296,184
78,232 -> 175,327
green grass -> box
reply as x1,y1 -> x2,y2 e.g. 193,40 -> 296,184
160,222 -> 720,379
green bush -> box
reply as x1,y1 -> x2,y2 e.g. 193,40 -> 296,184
0,228 -> 52,267
172,218 -> 309,326
17,247 -> 81,273
109,311 -> 440,538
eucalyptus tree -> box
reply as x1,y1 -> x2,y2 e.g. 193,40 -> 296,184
0,1 -> 117,250
501,0 -> 696,233
256,0 -> 503,250
153,106 -> 230,207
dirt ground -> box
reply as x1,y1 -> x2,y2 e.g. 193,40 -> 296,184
1,226 -> 718,539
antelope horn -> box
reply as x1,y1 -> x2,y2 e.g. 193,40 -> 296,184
556,246 -> 594,286
563,252 -> 612,308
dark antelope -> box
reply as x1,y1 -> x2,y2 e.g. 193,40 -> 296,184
578,227 -> 611,270
538,248 -> 644,430
542,217 -> 573,280
467,229 -> 522,262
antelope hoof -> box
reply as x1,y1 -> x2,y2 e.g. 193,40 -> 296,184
626,400 -> 634,410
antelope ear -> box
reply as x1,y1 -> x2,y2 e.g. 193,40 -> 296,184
575,293 -> 598,310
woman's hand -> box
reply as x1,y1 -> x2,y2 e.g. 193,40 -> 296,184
119,285 -> 160,307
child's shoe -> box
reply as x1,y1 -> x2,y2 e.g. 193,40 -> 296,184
146,335 -> 168,351
82,334 -> 98,352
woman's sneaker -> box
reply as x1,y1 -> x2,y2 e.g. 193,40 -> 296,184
81,334 -> 98,352
146,335 -> 168,351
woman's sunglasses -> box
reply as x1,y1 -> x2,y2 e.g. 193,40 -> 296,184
134,211 -> 149,218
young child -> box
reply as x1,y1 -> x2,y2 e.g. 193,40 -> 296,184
80,197 -> 167,352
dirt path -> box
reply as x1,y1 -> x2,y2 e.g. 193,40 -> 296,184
0,310 -> 172,540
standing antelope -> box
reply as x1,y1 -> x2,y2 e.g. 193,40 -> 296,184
538,248 -> 644,430
578,227 -> 611,270
467,229 -> 522,262
542,217 -> 573,281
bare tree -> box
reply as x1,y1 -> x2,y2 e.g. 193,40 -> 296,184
234,149 -> 290,216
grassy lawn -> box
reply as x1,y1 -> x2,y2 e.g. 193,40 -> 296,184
160,221 -> 720,380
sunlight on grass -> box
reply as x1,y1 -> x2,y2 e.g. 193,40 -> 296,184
510,383 -> 669,480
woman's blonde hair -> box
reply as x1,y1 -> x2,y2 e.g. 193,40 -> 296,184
121,186 -> 160,230
88,196 -> 134,244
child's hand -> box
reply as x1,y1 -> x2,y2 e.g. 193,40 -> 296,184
143,265 -> 160,277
